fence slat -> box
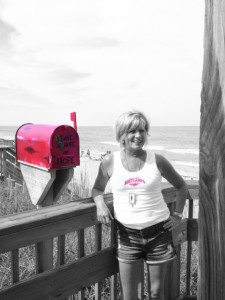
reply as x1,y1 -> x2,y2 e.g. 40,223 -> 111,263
186,199 -> 194,295
11,249 -> 19,283
57,235 -> 65,266
110,221 -> 118,300
95,223 -> 102,300
78,229 -> 85,300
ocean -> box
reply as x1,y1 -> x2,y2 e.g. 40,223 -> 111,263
0,125 -> 199,180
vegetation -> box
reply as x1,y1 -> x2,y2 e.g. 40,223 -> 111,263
180,241 -> 199,295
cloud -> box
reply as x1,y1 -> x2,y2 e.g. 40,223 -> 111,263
124,81 -> 140,90
0,18 -> 17,53
0,83 -> 47,105
48,68 -> 90,85
0,0 -> 204,126
74,37 -> 121,48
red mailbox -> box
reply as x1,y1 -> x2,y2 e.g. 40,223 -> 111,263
16,123 -> 80,170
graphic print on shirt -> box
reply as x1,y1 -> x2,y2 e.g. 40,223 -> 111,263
124,177 -> 146,187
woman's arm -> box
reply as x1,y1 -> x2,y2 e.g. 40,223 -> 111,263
92,154 -> 114,225
156,154 -> 188,229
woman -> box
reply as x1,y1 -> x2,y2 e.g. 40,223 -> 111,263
92,111 -> 187,300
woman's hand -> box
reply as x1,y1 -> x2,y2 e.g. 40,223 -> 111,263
163,215 -> 182,231
92,158 -> 113,225
96,201 -> 113,225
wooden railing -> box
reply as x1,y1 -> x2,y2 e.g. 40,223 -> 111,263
0,147 -> 23,184
0,182 -> 199,300
0,139 -> 15,148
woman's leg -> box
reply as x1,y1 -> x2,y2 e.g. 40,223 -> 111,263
119,259 -> 143,300
147,262 -> 168,300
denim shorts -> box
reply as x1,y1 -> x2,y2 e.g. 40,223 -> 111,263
115,219 -> 176,264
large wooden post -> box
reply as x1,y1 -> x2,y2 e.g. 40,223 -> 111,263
199,0 -> 225,299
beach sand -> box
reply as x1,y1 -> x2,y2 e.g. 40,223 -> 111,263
172,164 -> 199,181
73,158 -> 101,188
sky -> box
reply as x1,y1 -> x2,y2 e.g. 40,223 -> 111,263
0,0 -> 204,127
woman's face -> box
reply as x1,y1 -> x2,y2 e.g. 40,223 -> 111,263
124,124 -> 147,151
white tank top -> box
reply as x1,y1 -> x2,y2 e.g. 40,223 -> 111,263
110,150 -> 170,229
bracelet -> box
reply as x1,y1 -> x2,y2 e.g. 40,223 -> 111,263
174,212 -> 182,218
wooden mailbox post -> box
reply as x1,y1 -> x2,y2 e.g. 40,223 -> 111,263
15,113 -> 80,272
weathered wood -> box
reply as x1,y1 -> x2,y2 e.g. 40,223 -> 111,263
0,186 -> 199,299
186,199 -> 193,295
0,194 -> 112,233
162,181 -> 199,203
52,168 -> 74,202
0,246 -> 118,300
78,229 -> 85,300
172,219 -> 188,246
200,0 -> 225,299
11,249 -> 19,283
0,140 -> 15,148
0,149 -> 4,179
2,148 -> 23,184
35,185 -> 54,273
20,165 -> 74,274
0,195 -> 198,253
0,199 -> 112,253
20,164 -> 56,206
95,223 -> 102,300
57,235 -> 65,265
179,296 -> 197,300
110,220 -> 118,299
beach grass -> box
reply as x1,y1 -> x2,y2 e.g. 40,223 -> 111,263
0,166 -> 198,298
0,169 -> 115,299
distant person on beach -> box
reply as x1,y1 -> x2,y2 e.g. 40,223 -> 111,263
92,110 -> 187,300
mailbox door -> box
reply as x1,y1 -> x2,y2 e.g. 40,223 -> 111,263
50,125 -> 80,169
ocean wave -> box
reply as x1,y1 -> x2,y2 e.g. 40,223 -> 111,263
173,161 -> 199,167
148,146 -> 199,155
101,142 -> 166,151
166,149 -> 199,155
100,141 -> 119,147
101,141 -> 199,155
146,145 -> 165,151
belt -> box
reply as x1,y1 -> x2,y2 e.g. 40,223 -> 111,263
115,219 -> 168,236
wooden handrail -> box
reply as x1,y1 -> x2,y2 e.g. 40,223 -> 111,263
0,183 -> 199,300
0,147 -> 23,184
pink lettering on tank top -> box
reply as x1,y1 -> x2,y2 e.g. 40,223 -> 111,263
124,177 -> 146,187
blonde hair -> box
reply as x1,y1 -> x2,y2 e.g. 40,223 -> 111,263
114,111 -> 150,147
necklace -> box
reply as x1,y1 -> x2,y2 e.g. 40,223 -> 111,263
124,154 -> 142,207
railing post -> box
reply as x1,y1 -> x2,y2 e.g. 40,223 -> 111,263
186,198 -> 194,295
35,185 -> 54,273
110,220 -> 118,300
0,148 -> 3,180
57,235 -> 65,266
11,249 -> 19,283
78,228 -> 85,300
95,223 -> 102,300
